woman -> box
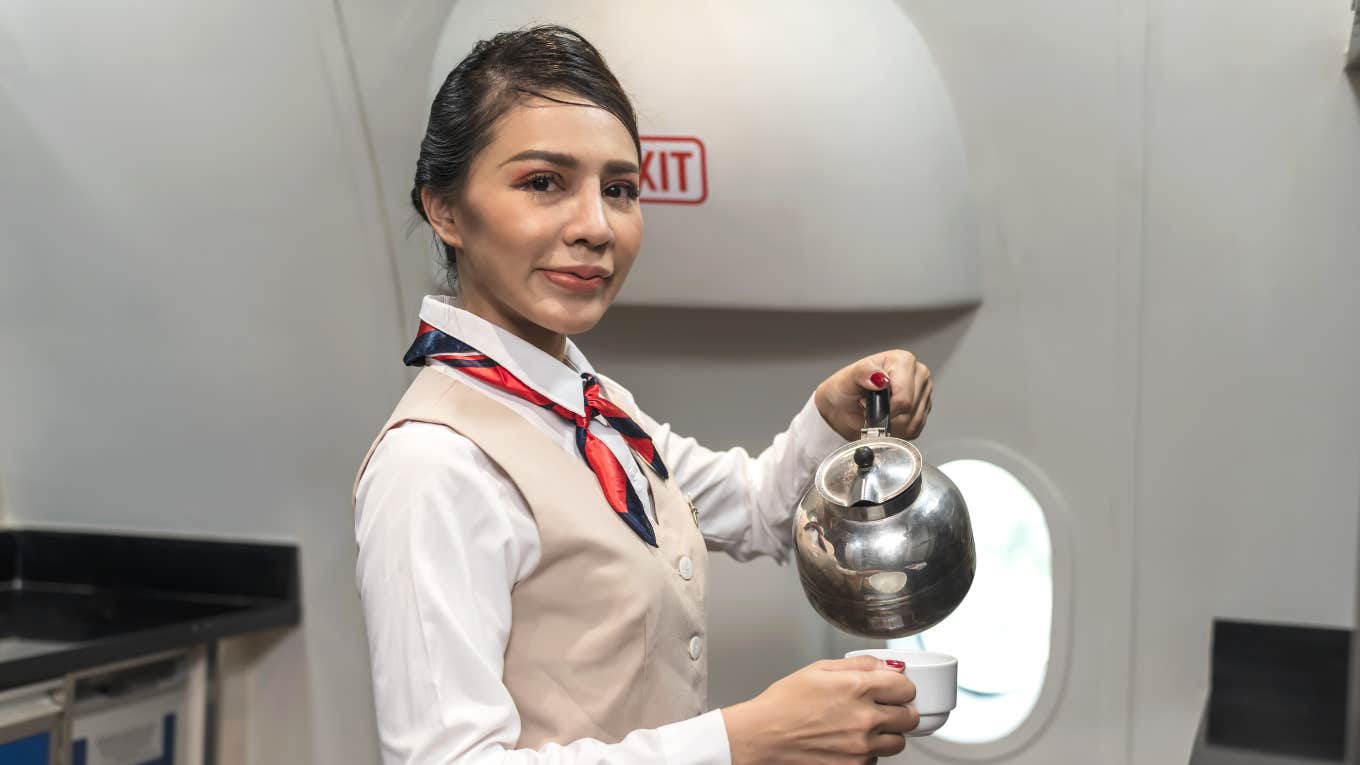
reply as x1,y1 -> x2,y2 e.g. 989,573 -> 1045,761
354,25 -> 934,765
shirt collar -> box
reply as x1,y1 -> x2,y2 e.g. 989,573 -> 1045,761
417,294 -> 596,417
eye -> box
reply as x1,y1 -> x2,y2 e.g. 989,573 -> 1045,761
521,173 -> 561,194
604,182 -> 640,202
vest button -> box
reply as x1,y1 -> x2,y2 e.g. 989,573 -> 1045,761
688,636 -> 703,661
678,556 -> 694,580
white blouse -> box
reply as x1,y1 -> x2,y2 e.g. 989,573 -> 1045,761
354,295 -> 846,765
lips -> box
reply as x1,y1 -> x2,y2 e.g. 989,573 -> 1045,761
539,268 -> 609,293
543,266 -> 610,280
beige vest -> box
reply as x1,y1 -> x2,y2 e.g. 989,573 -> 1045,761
355,367 -> 710,748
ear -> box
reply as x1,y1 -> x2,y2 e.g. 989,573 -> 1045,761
421,187 -> 464,251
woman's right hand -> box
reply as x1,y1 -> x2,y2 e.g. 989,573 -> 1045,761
721,655 -> 919,764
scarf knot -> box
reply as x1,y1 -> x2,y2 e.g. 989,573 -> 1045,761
406,323 -> 667,546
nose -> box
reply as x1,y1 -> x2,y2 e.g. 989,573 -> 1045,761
562,184 -> 614,251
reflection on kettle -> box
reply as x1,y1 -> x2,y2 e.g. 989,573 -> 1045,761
793,385 -> 977,638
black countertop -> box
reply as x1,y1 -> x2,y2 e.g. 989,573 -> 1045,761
0,529 -> 300,690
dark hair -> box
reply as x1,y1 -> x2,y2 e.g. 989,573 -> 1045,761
410,25 -> 641,293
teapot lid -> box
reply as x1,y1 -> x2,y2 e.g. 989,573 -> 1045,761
815,437 -> 923,509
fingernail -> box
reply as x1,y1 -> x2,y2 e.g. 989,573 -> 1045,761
885,659 -> 905,670
870,371 -> 890,388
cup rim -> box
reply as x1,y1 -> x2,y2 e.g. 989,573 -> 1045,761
845,649 -> 957,669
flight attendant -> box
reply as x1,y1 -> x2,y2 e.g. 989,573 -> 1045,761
354,25 -> 934,765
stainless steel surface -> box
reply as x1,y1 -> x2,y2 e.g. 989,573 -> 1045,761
815,439 -> 923,517
0,639 -> 78,665
793,388 -> 976,638
0,678 -> 63,751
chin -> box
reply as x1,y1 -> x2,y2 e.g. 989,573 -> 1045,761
537,301 -> 608,336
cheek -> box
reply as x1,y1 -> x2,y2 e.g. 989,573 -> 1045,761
613,213 -> 644,269
471,194 -> 555,264
505,201 -> 559,242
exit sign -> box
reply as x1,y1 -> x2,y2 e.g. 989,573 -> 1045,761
639,136 -> 707,204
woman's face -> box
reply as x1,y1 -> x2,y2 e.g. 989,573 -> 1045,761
423,92 -> 643,351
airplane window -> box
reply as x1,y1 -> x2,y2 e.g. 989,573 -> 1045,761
889,458 -> 1053,744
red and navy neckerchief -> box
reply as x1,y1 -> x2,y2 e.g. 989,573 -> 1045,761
404,321 -> 667,547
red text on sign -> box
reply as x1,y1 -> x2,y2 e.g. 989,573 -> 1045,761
638,136 -> 707,205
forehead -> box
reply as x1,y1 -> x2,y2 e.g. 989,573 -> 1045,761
482,94 -> 637,165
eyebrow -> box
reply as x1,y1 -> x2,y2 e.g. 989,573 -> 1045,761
500,150 -> 639,177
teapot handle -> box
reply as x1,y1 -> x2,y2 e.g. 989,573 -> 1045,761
864,384 -> 891,434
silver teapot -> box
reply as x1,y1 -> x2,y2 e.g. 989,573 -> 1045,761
793,385 -> 976,638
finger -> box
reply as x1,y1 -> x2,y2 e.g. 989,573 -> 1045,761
906,377 -> 933,438
859,354 -> 894,394
889,353 -> 918,413
895,359 -> 927,421
869,732 -> 908,757
863,671 -> 917,705
824,655 -> 887,673
876,704 -> 921,735
889,410 -> 914,434
912,364 -> 931,412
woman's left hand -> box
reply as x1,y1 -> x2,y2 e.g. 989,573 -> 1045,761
813,351 -> 933,441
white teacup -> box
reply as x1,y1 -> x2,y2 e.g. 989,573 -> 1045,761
844,649 -> 958,737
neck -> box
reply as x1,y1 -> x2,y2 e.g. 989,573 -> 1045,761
457,291 -> 570,367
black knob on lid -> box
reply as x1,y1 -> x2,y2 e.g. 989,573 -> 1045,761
854,446 -> 875,471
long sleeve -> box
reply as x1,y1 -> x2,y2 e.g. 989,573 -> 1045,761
354,421 -> 732,765
626,392 -> 849,563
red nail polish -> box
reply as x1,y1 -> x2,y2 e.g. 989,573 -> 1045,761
870,371 -> 890,388
885,659 -> 905,670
